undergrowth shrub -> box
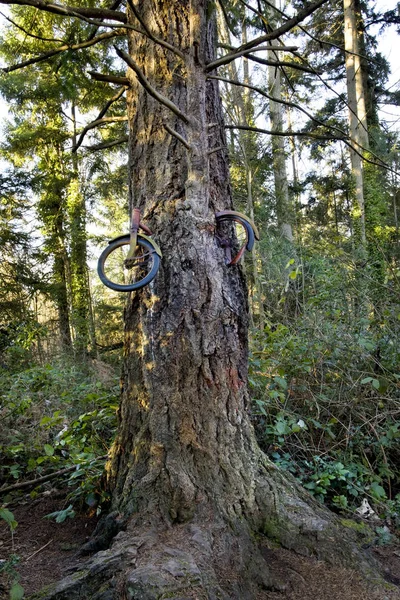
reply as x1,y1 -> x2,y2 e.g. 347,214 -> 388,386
250,241 -> 400,524
0,359 -> 118,511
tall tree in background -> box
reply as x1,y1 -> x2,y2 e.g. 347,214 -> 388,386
266,1 -> 294,242
0,11 -> 129,354
0,0 -> 392,596
343,0 -> 368,246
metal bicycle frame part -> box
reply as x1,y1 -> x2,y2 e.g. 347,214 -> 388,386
97,209 -> 162,292
215,210 -> 259,265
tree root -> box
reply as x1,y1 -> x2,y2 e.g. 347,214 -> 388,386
28,506 -> 396,600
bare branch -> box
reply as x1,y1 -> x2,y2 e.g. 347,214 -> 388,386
255,0 -> 371,143
207,0 -> 330,71
209,75 -> 346,139
73,88 -> 128,152
164,124 -> 191,149
247,52 -> 319,74
208,145 -> 226,156
259,0 -> 376,65
218,43 -> 298,52
86,0 -> 124,41
114,46 -> 190,124
217,75 -> 387,172
240,0 -> 329,51
225,124 -> 394,173
2,30 -> 125,74
126,0 -> 185,59
206,45 -> 312,73
89,71 -> 130,86
225,123 -> 338,140
0,0 -> 126,22
0,456 -> 108,495
85,136 -> 128,151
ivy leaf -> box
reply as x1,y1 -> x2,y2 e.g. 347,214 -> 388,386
0,508 -> 17,531
274,376 -> 287,390
10,583 -> 24,600
275,420 -> 289,435
44,444 -> 54,456
370,482 -> 386,500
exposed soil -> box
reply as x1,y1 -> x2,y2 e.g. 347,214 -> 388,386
259,544 -> 400,600
0,489 -> 98,596
0,491 -> 400,599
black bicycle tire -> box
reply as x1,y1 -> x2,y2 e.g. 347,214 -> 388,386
97,234 -> 160,292
215,214 -> 255,251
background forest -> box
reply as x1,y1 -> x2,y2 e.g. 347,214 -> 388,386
1,0 -> 400,561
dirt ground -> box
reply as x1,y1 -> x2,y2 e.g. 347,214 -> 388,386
1,491 -> 400,600
0,489 -> 98,597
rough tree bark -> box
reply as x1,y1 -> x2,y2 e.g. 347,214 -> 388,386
30,1 -> 384,598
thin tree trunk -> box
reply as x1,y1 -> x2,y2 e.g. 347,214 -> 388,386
68,103 -> 91,355
343,0 -> 368,247
266,2 -> 293,242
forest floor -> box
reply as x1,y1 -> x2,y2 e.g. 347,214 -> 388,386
1,491 -> 400,600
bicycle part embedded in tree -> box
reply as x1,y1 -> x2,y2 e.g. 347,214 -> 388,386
97,234 -> 161,292
97,208 -> 161,292
215,210 -> 259,265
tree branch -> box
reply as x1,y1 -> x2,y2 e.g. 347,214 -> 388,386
206,45 -> 313,73
208,145 -> 226,156
206,0 -> 330,71
225,125 -> 394,173
89,71 -> 130,86
218,43 -> 298,52
86,0 -> 124,41
164,124 -> 191,149
209,75 -> 347,140
225,123 -> 339,140
0,10 -> 64,42
72,115 -> 128,153
260,0 -> 377,65
247,52 -> 319,74
85,136 -> 128,151
0,456 -> 108,495
219,72 -> 386,173
2,30 -> 125,74
73,88 -> 128,152
114,46 -> 190,124
0,0 -> 126,22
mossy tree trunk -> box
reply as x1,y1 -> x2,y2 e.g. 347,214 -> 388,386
68,103 -> 93,356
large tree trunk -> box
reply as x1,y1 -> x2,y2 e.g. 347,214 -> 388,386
31,1 -> 385,598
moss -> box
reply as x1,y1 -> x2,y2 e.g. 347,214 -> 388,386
340,519 -> 373,536
29,585 -> 55,600
261,517 -> 282,543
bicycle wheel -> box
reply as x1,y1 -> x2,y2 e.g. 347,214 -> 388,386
97,234 -> 160,292
216,215 -> 255,260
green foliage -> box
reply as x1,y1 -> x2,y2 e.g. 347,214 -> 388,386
250,234 -> 400,519
0,359 -> 118,510
0,554 -> 24,600
44,504 -> 75,523
0,508 -> 17,534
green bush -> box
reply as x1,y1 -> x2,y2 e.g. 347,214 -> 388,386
0,359 -> 118,510
250,244 -> 400,521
